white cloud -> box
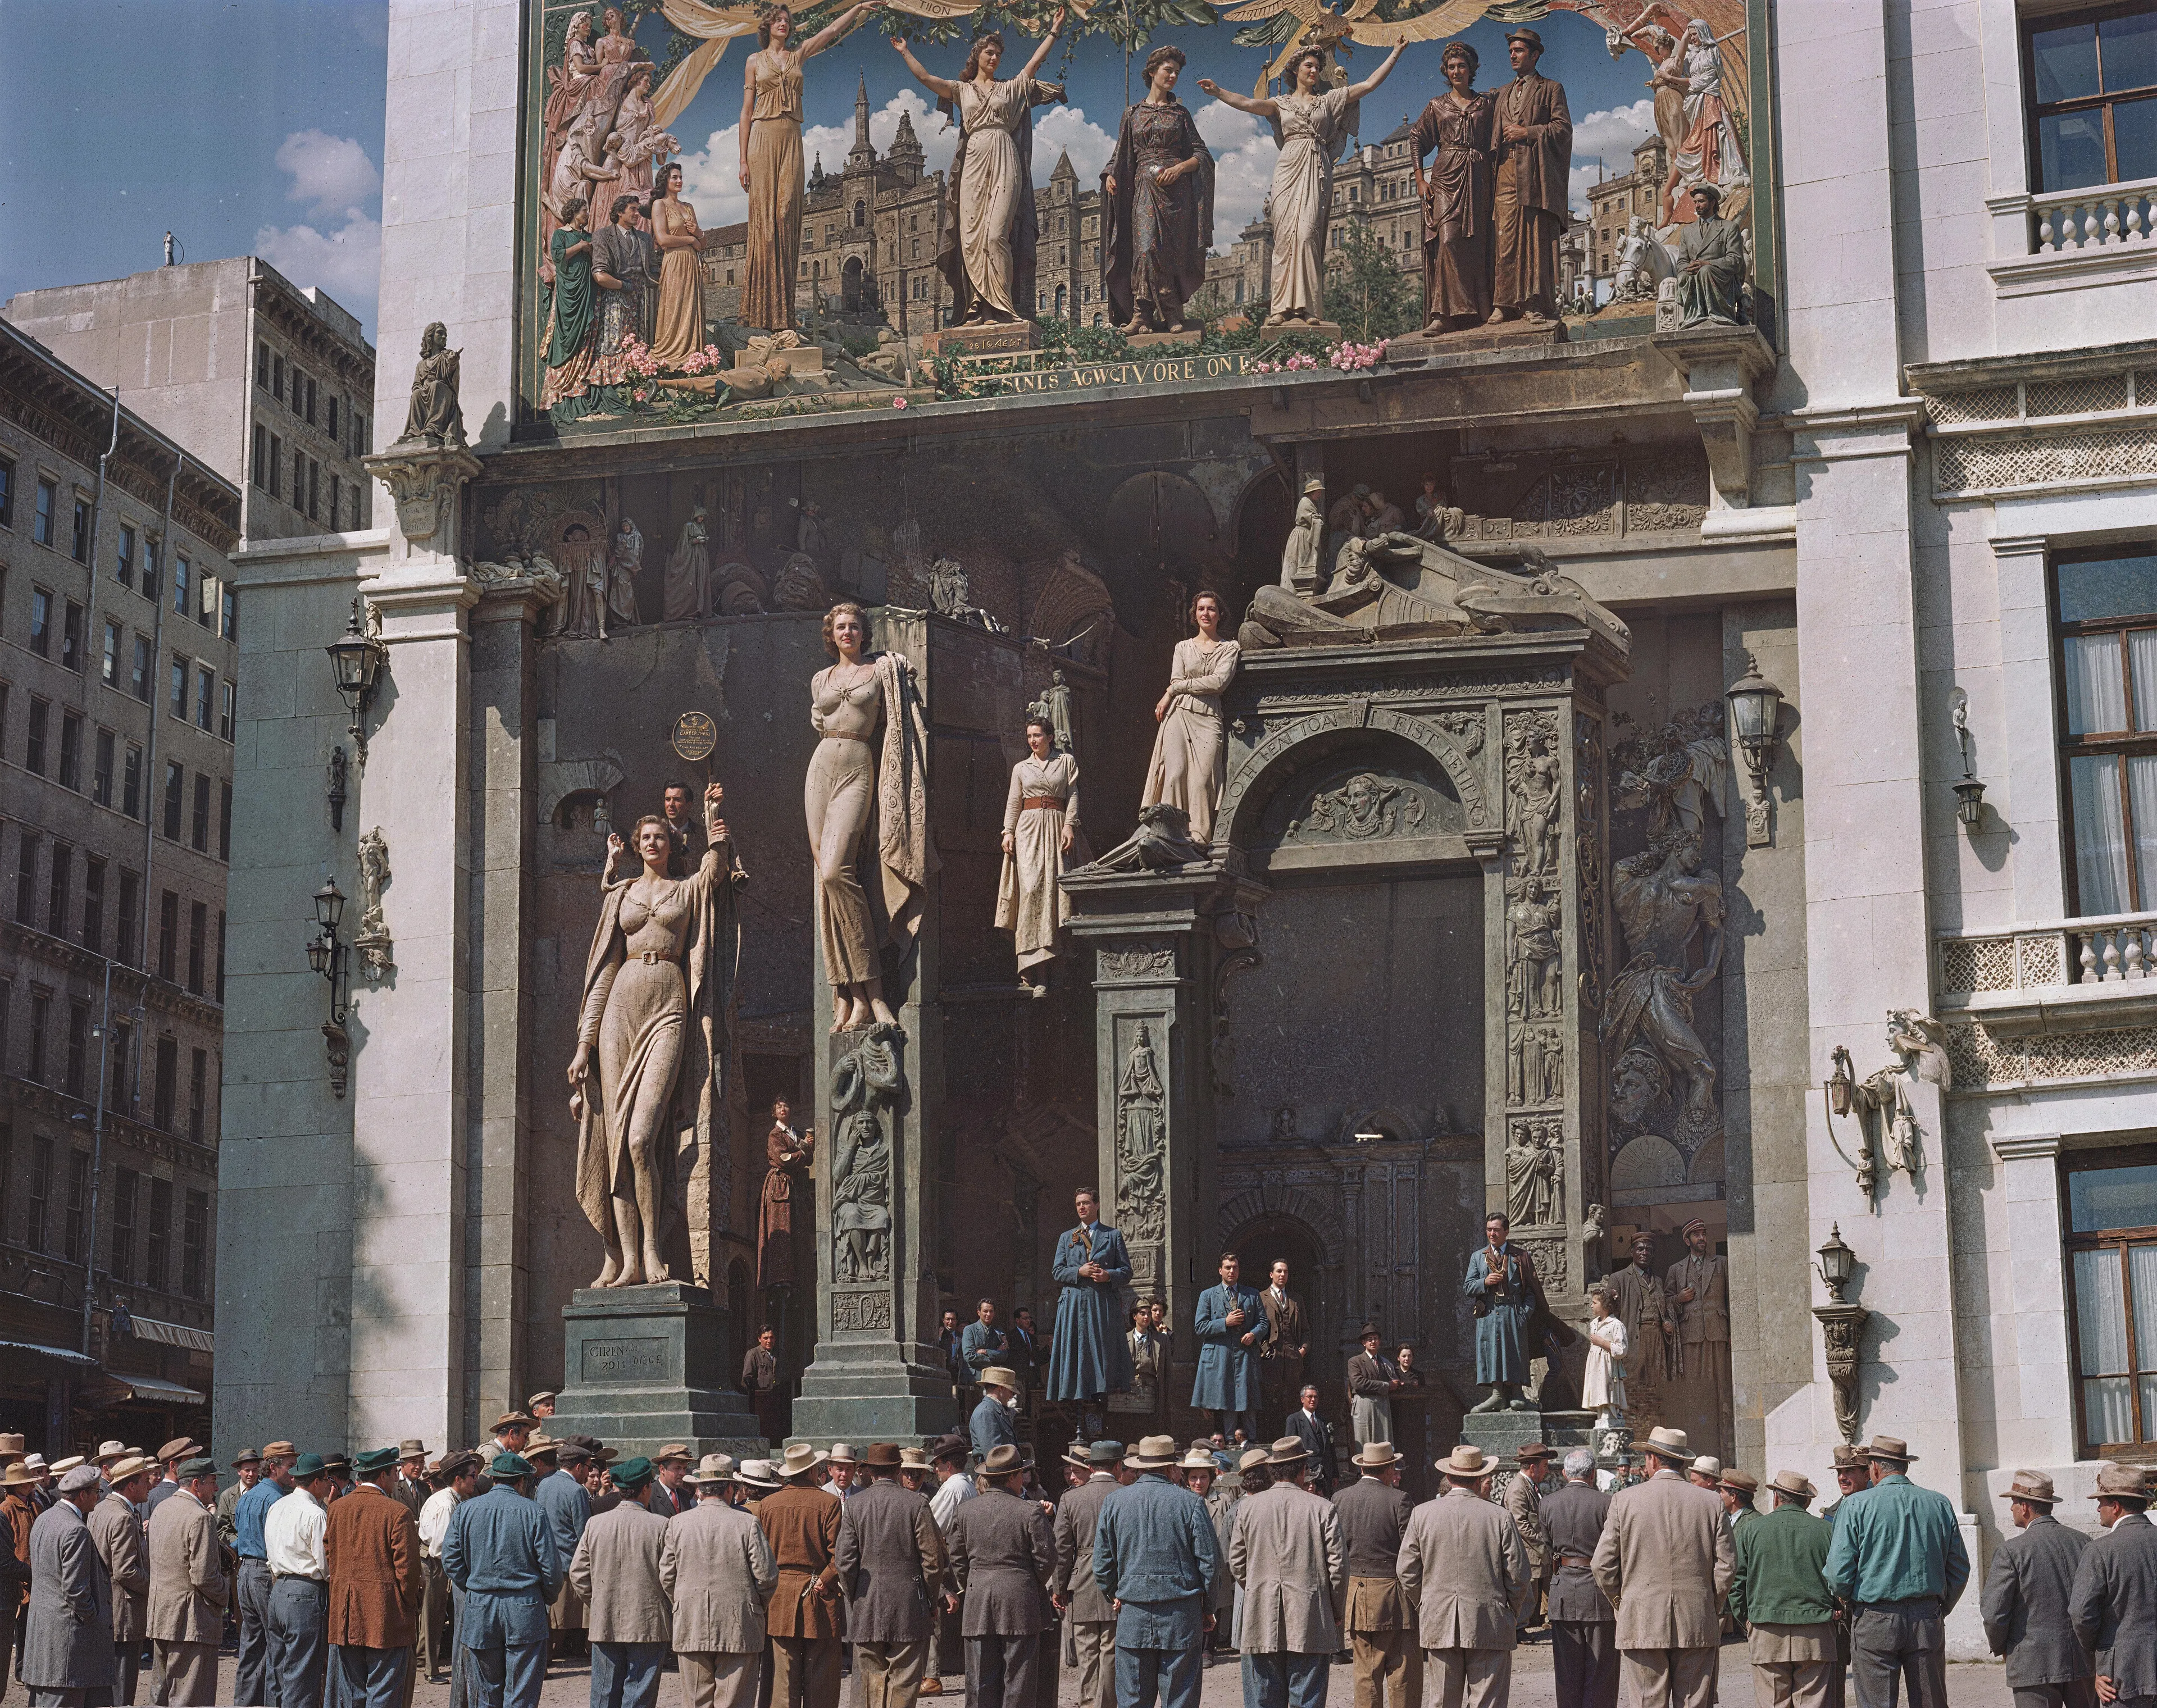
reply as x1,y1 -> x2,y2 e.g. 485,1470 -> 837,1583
679,89 -> 964,230
1567,98 -> 1658,213
275,130 -> 383,219
1033,104 -> 1116,185
1194,99 -> 1278,248
252,210 -> 384,313
679,124 -> 752,228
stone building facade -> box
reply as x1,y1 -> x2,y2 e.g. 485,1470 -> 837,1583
1586,135 -> 1671,281
4,257 -> 378,540
0,318 -> 239,1454
210,0 -> 2157,1670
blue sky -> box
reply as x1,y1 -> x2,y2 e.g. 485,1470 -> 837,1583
0,1 -> 1662,345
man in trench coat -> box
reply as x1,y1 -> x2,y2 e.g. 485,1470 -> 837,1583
663,1458 -> 779,1708
1231,1438 -> 1346,1708
145,1458 -> 229,1708
325,1447 -> 425,1708
89,1455 -> 154,1705
758,1445 -> 845,1708
948,1446 -> 1055,1708
834,1443 -> 947,1708
22,1464 -> 116,1708
570,1457 -> 673,1708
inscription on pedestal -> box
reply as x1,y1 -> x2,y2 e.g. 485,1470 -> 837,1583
583,1336 -> 670,1383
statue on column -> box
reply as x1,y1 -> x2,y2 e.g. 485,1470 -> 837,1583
399,322 -> 467,449
1607,1233 -> 1673,1427
758,1097 -> 814,1291
1281,477 -> 1326,594
995,714 -> 1080,991
1674,184 -> 1746,327
1487,28 -> 1572,324
570,782 -> 740,1287
1140,590 -> 1239,848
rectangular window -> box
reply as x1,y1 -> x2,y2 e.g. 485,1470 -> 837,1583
142,537 -> 159,603
183,1186 -> 208,1296
256,340 -> 270,388
216,910 -> 226,1001
196,667 -> 214,731
157,889 -> 178,981
152,1042 -> 177,1138
173,554 -> 189,617
34,478 -> 56,546
252,421 -> 267,488
0,457 -> 11,529
93,728 -> 113,807
190,774 -> 210,851
112,1168 -> 138,1283
219,681 -> 235,742
163,761 -> 184,839
330,472 -> 341,529
270,435 -> 283,498
58,711 -> 81,790
146,1171 -> 171,1283
169,657 -> 187,718
308,458 -> 320,521
63,1149 -> 88,1261
272,352 -> 284,402
26,696 -> 48,775
47,842 -> 70,935
71,496 -> 90,562
221,586 -> 236,640
131,634 -> 151,702
116,868 -> 139,964
82,857 -> 104,952
2055,547 -> 2157,912
219,781 -> 233,859
2066,1143 -> 2157,1452
116,522 -> 135,587
65,1004 -> 88,1100
28,991 -> 50,1084
307,375 -> 317,426
28,1135 -> 52,1249
108,1019 -> 131,1113
359,413 -> 370,455
14,833 -> 37,924
30,585 -> 50,655
328,393 -> 339,439
60,599 -> 81,671
101,620 -> 120,684
122,743 -> 143,817
188,1047 -> 207,1141
187,900 -> 206,992
2026,4 -> 2157,192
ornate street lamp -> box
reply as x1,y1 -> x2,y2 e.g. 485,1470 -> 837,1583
325,598 -> 387,759
1811,1223 -> 1871,1443
309,878 -> 351,1097
1726,652 -> 1785,847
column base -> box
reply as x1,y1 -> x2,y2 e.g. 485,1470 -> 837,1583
552,1282 -> 766,1459
786,1339 -> 962,1444
1462,1406 -> 1595,1465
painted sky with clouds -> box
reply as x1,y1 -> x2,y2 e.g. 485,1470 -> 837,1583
0,1 -> 1664,345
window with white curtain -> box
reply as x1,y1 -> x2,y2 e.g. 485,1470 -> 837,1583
2065,1147 -> 2157,1454
2056,549 -> 2157,914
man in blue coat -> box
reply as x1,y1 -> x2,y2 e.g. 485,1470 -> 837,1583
1464,1212 -> 1539,1413
1046,1189 -> 1135,1424
1093,1436 -> 1221,1708
972,1369 -> 1022,1464
442,1453 -> 561,1708
1191,1252 -> 1264,1444
534,1442 -> 591,1661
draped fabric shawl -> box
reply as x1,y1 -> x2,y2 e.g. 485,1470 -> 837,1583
1101,97 -> 1216,329
872,649 -> 937,949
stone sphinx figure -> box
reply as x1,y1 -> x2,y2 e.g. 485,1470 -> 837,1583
1241,530 -> 1630,652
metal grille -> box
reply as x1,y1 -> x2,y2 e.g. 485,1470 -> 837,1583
2026,375 -> 2130,418
1936,427 -> 2157,494
1927,386 -> 2018,425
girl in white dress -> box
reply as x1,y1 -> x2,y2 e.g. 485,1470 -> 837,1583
1198,42 -> 1405,324
1582,1283 -> 1629,1428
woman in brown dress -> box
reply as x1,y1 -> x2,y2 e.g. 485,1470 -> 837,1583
1102,45 -> 1215,334
757,1098 -> 813,1290
1410,40 -> 1498,333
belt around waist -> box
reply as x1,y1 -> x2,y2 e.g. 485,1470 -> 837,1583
272,1573 -> 327,1584
635,950 -> 671,964
1020,796 -> 1066,811
1857,1596 -> 1941,1611
1555,1556 -> 1594,1569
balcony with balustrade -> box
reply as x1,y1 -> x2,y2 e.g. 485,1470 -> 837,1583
1935,913 -> 2157,1089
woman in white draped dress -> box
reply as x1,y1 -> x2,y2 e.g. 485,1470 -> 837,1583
1141,590 -> 1239,846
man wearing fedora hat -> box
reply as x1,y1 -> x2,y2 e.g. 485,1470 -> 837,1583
1,1454 -> 35,1702
441,1452 -> 561,1708
1052,1442 -> 1122,1708
1345,1327 -> 1399,1455
145,1458 -> 228,1707
144,1440 -> 203,1524
419,1454 -> 485,1689
24,1463 -> 118,1708
1543,1449 -> 1617,1708
90,1455 -> 155,1704
758,1444 -> 845,1708
662,1455 -> 779,1708
2068,1465 -> 2157,1708
1982,1471 -> 2095,1708
833,1444 -> 947,1708
218,1449 -> 264,1550
324,1448 -> 424,1708
948,1445 -> 1055,1708
1333,1442 -> 1418,1708
1488,26 -> 1572,325
1590,1426 -> 1733,1708
264,1455 -> 338,1708
1398,1444 -> 1531,1708
1730,1470 -> 1835,1708
538,1438 -> 593,1663
926,1436 -> 975,1696
570,1457 -> 672,1708
233,1442 -> 297,1707
1505,1445 -> 1555,1634
1823,1436 -> 1969,1708
1091,1437 -> 1221,1708
1229,1436 -> 1345,1708
649,1446 -> 697,1522
972,1370 -> 1022,1465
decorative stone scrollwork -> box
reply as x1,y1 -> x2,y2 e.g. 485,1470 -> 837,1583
1099,941 -> 1177,981
1289,772 -> 1427,842
1514,1235 -> 1570,1296
1115,1023 -> 1168,1245
1504,1117 -> 1564,1227
832,1290 -> 894,1331
366,443 -> 482,553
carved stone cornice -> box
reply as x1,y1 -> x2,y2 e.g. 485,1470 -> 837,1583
1989,1131 -> 2063,1163
1650,325 -> 1777,510
365,443 -> 483,556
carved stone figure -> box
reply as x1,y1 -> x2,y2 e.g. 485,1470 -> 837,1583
1141,591 -> 1238,846
569,784 -> 739,1287
773,552 -> 827,611
1292,772 -> 1425,842
831,1106 -> 893,1281
355,826 -> 393,978
1116,1024 -> 1168,1243
1602,832 -> 1724,1147
996,716 -> 1080,986
399,322 -> 466,449
1506,714 -> 1563,876
1614,704 -> 1728,840
554,518 -> 608,640
1505,1119 -> 1560,1227
926,558 -> 1005,631
758,1099 -> 813,1290
1674,184 -> 1746,326
1488,29 -> 1572,322
1078,803 -> 1209,874
1025,669 -> 1075,756
1102,45 -> 1217,334
662,505 -> 711,622
1410,42 -> 1498,333
1414,474 -> 1463,543
1612,216 -> 1674,303
1506,878 -> 1564,1020
1281,477 -> 1326,594
604,515 -> 644,632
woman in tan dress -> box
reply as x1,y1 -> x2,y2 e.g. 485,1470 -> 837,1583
806,603 -> 934,1032
1141,590 -> 1239,846
738,1 -> 884,334
996,715 -> 1079,987
647,161 -> 704,363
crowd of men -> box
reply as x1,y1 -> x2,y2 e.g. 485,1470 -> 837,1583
3,1412 -> 2153,1708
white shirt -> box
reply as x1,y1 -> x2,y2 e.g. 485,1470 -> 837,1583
264,1487 -> 329,1579
418,1486 -> 461,1559
930,1470 -> 976,1533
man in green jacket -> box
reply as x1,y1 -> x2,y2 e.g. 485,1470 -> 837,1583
1731,1472 -> 1835,1708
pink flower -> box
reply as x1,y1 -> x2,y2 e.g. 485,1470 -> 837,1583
893,396 -> 908,409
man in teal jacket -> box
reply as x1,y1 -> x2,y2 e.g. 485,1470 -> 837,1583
1824,1437 -> 1968,1708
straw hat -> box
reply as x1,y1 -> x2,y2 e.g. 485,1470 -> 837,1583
399,1440 -> 428,1461
686,1454 -> 738,1487
2000,1470 -> 2058,1506
49,1456 -> 85,1477
978,1368 -> 1020,1392
736,1460 -> 782,1493
776,1443 -> 829,1479
108,1456 -> 155,1483
525,1436 -> 560,1461
1641,1427 -> 1691,1463
1126,1436 -> 1180,1470
1437,1445 -> 1492,1479
1831,1445 -> 1865,1470
1351,1442 -> 1400,1470
95,1441 -> 130,1465
1860,1435 -> 1916,1464
1690,1456 -> 1723,1481
1767,1470 -> 1817,1502
0,1463 -> 35,1487
899,1447 -> 931,1471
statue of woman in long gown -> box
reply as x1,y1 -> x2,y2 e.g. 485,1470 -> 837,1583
542,198 -> 599,414
1199,42 -> 1402,326
738,1 -> 885,334
996,715 -> 1080,990
1141,590 -> 1239,846
894,13 -> 1068,326
807,602 -> 935,1032
543,10 -> 600,188
570,784 -> 739,1287
1102,45 -> 1216,334
662,504 -> 711,622
647,161 -> 704,365
1410,42 -> 1498,333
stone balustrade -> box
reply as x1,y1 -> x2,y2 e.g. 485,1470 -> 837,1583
2028,176 -> 2157,254
1937,910 -> 2157,995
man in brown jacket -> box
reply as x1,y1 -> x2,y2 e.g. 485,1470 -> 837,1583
1488,27 -> 1573,321
1590,1427 -> 1734,1708
1052,1442 -> 1121,1708
758,1444 -> 845,1708
1332,1442 -> 1419,1708
949,1446 -> 1056,1708
570,1457 -> 673,1708
147,1457 -> 230,1707
1398,1445 -> 1530,1708
835,1443 -> 948,1708
90,1455 -> 155,1704
325,1447 -> 425,1708
0,1458 -> 35,1702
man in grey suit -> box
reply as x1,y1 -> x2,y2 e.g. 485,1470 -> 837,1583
834,1443 -> 947,1708
1231,1436 -> 1346,1708
1052,1441 -> 1122,1708
22,1464 -> 115,1708
145,1458 -> 229,1707
1397,1444 -> 1530,1708
1332,1441 -> 1418,1708
1094,1437 -> 1221,1708
568,1456 -> 672,1708
949,1446 -> 1055,1708
1589,1426 -> 1732,1708
1541,1448 -> 1616,1708
88,1455 -> 154,1705
1981,1470 -> 2094,1708
2069,1464 -> 2157,1708
661,1457 -> 778,1708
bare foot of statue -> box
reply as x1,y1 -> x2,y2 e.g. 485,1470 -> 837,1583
869,996 -> 899,1026
641,1247 -> 668,1286
1469,1386 -> 1506,1414
594,1249 -> 624,1287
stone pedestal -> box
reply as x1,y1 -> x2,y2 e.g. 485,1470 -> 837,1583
1263,320 -> 1342,342
921,322 -> 1039,358
1127,329 -> 1203,350
1385,318 -> 1568,366
1463,1406 -> 1594,1468
550,1282 -> 766,1459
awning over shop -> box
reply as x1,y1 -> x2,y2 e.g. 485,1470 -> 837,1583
125,1317 -> 213,1354
102,1372 -> 207,1406
0,1338 -> 99,1371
